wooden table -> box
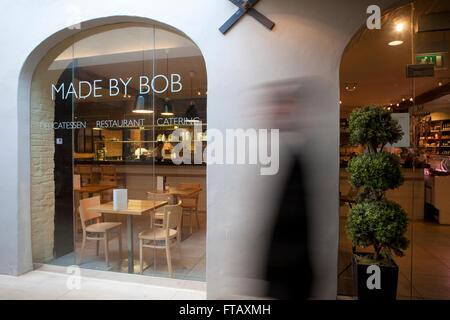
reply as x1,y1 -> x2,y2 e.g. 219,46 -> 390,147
74,183 -> 117,196
149,187 -> 202,203
87,199 -> 167,273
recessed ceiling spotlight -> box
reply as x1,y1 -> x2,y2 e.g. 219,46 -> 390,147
438,81 -> 443,86
409,97 -> 413,102
344,83 -> 357,92
396,103 -> 400,107
402,98 -> 406,101
396,23 -> 404,32
389,40 -> 404,46
339,100 -> 342,104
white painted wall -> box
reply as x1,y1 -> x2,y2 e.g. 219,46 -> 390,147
0,0 -> 402,298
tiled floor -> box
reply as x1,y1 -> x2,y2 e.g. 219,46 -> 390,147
338,216 -> 450,299
0,265 -> 206,300
50,214 -> 206,281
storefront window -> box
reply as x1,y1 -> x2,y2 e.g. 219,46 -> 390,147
30,23 -> 207,280
339,0 -> 450,299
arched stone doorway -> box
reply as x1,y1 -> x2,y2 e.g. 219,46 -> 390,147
26,18 -> 208,281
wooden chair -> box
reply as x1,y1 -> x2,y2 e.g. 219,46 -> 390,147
100,165 -> 117,183
138,202 -> 183,277
77,164 -> 94,185
99,180 -> 116,203
178,183 -> 200,233
147,191 -> 174,228
78,196 -> 122,267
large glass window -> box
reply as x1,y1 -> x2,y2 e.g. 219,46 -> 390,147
338,0 -> 450,299
30,23 -> 207,281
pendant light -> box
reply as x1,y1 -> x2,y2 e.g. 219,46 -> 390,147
133,49 -> 153,114
185,71 -> 200,123
161,51 -> 174,116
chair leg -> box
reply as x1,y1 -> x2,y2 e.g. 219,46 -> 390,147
190,209 -> 193,234
195,208 -> 200,230
104,233 -> 109,267
139,239 -> 143,275
166,242 -> 173,278
78,234 -> 86,264
177,236 -> 182,258
118,227 -> 122,261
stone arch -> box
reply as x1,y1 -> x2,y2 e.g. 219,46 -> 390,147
17,15 -> 208,267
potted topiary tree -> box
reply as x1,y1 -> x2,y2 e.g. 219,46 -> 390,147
346,105 -> 409,300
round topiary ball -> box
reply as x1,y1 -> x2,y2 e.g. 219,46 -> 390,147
346,200 -> 409,258
347,152 -> 404,198
348,105 -> 403,150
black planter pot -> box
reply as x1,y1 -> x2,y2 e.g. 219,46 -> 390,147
352,252 -> 399,300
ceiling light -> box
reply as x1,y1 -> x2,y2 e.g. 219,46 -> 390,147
160,52 -> 174,116
161,98 -> 174,116
396,103 -> 400,106
339,100 -> 342,104
185,101 -> 200,123
438,81 -> 443,86
133,48 -> 153,114
133,93 -> 154,114
396,23 -> 404,32
388,40 -> 404,46
402,98 -> 405,101
344,83 -> 357,92
409,97 -> 413,102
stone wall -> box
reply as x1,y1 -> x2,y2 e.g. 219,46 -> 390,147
29,37 -> 73,262
30,63 -> 57,262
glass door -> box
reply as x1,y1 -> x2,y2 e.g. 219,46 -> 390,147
409,0 -> 450,299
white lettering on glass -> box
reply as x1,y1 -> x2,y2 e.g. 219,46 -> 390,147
51,74 -> 183,100
109,78 -> 119,96
93,80 -> 102,98
171,73 -> 182,92
151,75 -> 169,94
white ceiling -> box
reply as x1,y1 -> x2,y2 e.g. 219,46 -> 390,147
55,26 -> 197,61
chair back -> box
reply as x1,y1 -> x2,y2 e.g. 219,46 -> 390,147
178,182 -> 200,190
100,165 -> 117,182
147,191 -> 175,204
163,201 -> 183,230
77,164 -> 94,185
79,196 -> 102,231
178,183 -> 200,200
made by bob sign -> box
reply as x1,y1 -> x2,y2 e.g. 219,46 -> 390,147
51,74 -> 182,100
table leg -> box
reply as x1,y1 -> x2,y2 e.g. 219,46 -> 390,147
127,215 -> 134,273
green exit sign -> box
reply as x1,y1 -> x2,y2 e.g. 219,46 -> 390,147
415,53 -> 447,70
